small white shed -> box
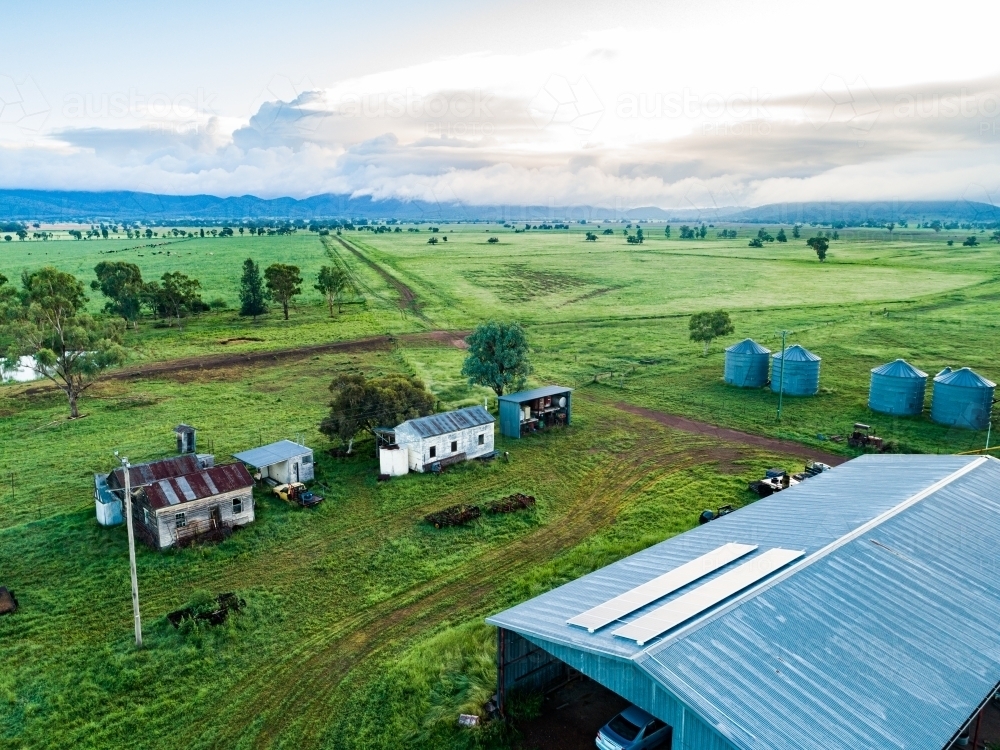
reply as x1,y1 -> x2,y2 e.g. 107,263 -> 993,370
233,440 -> 315,484
393,406 -> 495,473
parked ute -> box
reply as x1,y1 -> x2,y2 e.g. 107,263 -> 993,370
596,705 -> 671,750
272,482 -> 323,507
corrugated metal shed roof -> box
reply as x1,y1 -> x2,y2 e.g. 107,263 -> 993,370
724,338 -> 771,355
489,455 -> 1000,750
771,344 -> 820,362
934,366 -> 995,388
499,385 -> 573,403
111,454 -> 201,489
233,440 -> 312,468
397,406 -> 494,438
144,463 -> 253,510
871,358 -> 927,378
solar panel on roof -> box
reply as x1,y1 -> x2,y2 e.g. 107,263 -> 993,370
567,542 -> 757,633
613,547 -> 804,645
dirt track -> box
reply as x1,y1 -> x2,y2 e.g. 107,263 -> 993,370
613,402 -> 847,465
335,236 -> 429,321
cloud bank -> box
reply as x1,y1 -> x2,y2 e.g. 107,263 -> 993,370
2,34 -> 1000,209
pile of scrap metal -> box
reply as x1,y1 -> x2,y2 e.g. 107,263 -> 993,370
0,587 -> 18,616
167,592 -> 245,628
748,461 -> 832,498
485,493 -> 536,514
699,505 -> 735,525
425,504 -> 482,528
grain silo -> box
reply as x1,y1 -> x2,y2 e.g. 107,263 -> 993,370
931,367 -> 996,430
770,344 -> 821,396
868,359 -> 928,415
724,338 -> 771,387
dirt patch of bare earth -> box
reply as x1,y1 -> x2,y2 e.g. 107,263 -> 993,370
613,402 -> 847,466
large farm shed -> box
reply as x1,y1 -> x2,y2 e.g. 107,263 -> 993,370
498,386 -> 572,439
488,454 -> 1000,749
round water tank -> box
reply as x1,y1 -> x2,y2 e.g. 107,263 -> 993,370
868,359 -> 928,416
724,338 -> 771,388
770,345 -> 821,396
558,397 -> 566,407
931,367 -> 995,430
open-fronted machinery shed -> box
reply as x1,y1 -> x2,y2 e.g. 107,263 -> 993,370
488,454 -> 1000,749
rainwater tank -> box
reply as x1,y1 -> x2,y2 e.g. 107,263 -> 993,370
770,345 -> 821,396
724,338 -> 771,388
868,359 -> 928,416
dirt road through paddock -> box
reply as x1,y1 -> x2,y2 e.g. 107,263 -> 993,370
612,401 -> 847,465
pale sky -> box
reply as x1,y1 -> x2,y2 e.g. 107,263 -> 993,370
1,0 -> 999,208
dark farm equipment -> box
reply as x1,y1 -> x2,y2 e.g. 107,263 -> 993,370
848,423 -> 882,450
425,504 -> 482,528
486,493 -> 536,514
699,505 -> 735,524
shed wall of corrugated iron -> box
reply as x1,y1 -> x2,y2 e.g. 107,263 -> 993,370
868,367 -> 927,415
723,350 -> 770,388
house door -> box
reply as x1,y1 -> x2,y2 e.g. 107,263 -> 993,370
210,506 -> 222,529
293,462 -> 299,482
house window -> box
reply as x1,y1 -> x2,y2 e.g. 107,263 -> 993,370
478,434 -> 485,445
233,496 -> 243,515
429,446 -> 437,458
142,508 -> 151,526
302,453 -> 313,464
451,441 -> 458,453
175,512 -> 186,528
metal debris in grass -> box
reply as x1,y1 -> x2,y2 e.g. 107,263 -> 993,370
167,592 -> 245,628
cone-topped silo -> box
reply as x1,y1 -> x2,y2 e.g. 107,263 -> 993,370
931,367 -> 995,430
724,339 -> 771,388
770,345 -> 821,396
868,359 -> 928,416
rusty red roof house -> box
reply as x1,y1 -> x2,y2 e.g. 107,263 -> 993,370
106,456 -> 255,549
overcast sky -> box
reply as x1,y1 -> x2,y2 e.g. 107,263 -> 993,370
1,0 -> 999,208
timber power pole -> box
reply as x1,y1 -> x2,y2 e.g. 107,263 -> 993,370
117,453 -> 143,647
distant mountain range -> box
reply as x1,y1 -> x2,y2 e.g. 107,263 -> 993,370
0,189 -> 998,225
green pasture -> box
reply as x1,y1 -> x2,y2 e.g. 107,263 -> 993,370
2,223 -> 1000,748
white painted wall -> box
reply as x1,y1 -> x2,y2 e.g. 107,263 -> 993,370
395,423 -> 494,473
379,447 -> 410,476
259,451 -> 315,483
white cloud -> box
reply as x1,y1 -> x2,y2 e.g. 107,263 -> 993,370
2,32 -> 1000,208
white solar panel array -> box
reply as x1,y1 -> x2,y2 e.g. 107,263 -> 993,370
566,542 -> 758,632
612,547 -> 805,645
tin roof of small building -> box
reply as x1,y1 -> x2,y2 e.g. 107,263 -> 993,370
397,405 -> 494,438
499,385 -> 573,403
111,454 -> 201,489
144,463 -> 253,510
233,440 -> 312,468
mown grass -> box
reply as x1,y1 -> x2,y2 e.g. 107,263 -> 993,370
2,225 -> 1000,748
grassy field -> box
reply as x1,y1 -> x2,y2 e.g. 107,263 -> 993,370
2,224 -> 999,749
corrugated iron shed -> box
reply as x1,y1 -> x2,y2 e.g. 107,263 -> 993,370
499,385 -> 574,403
398,406 -> 494,438
233,440 -> 311,468
144,463 -> 253,510
488,454 -> 1000,750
